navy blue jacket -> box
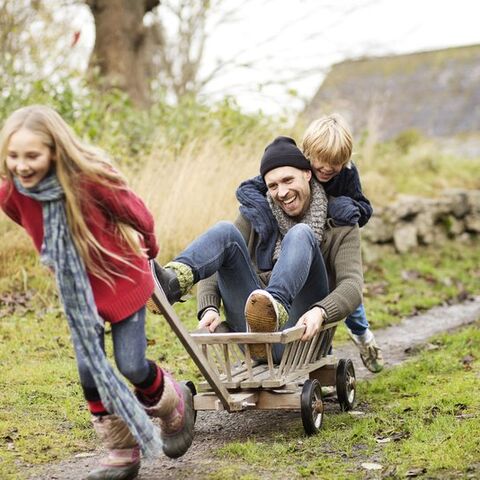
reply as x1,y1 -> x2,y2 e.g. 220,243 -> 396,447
321,163 -> 372,227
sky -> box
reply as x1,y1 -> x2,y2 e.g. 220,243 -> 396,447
73,0 -> 480,115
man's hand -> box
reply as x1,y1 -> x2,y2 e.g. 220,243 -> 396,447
198,308 -> 222,333
296,306 -> 326,341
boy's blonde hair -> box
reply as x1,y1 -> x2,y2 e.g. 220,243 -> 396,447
302,113 -> 353,167
0,105 -> 146,285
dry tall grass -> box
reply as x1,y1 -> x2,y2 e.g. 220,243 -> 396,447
128,133 -> 480,261
128,136 -> 269,262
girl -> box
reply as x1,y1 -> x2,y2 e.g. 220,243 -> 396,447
0,105 -> 194,480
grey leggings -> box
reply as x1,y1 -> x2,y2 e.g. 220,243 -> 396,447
73,306 -> 150,390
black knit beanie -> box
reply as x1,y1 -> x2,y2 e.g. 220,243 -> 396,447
260,136 -> 311,178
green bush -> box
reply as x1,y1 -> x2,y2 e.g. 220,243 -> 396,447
0,77 -> 278,166
394,128 -> 423,153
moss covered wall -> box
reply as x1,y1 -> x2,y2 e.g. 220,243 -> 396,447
302,44 -> 480,140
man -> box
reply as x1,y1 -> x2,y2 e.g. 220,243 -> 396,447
151,136 -> 382,367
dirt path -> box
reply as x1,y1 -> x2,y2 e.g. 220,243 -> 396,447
28,296 -> 480,480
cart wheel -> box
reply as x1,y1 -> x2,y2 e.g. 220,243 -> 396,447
336,359 -> 356,411
184,380 -> 197,424
301,379 -> 324,435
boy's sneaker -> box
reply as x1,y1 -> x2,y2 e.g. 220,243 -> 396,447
348,329 -> 384,373
244,289 -> 288,359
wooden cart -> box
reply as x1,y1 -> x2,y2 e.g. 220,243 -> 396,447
150,266 -> 357,435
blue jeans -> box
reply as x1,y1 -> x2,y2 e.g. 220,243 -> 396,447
345,303 -> 369,335
73,307 -> 150,390
175,221 -> 330,361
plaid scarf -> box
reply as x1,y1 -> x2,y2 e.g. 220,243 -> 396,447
14,173 -> 162,457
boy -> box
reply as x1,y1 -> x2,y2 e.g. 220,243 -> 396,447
302,113 -> 384,373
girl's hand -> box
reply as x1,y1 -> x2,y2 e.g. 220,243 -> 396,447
198,308 -> 222,333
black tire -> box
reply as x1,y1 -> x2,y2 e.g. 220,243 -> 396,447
300,379 -> 324,436
184,380 -> 197,424
336,359 -> 356,411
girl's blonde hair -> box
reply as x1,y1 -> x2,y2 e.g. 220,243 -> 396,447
302,113 -> 353,167
0,105 -> 146,284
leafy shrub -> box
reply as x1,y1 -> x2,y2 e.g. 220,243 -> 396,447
0,77 -> 278,167
394,128 -> 423,153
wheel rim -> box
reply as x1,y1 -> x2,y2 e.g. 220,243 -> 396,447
301,379 -> 324,435
346,371 -> 356,404
336,359 -> 356,410
312,387 -> 324,428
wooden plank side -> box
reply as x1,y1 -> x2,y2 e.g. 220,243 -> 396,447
256,390 -> 301,410
192,321 -> 341,345
149,277 -> 232,410
309,363 -> 337,386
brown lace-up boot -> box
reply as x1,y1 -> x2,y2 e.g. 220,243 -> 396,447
87,415 -> 140,480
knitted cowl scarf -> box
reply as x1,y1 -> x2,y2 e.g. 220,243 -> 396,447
267,178 -> 328,261
14,173 -> 162,457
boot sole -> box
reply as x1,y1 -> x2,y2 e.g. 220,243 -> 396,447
244,290 -> 279,359
86,462 -> 140,480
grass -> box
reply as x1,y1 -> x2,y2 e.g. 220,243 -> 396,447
212,324 -> 480,479
0,230 -> 478,478
0,123 -> 479,478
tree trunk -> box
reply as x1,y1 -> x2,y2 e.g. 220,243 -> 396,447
86,0 -> 159,107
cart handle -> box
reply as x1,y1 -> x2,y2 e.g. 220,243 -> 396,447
149,261 -> 234,411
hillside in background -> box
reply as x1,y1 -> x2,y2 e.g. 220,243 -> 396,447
302,44 -> 480,145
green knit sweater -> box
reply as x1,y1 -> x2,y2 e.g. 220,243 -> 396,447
196,214 -> 363,323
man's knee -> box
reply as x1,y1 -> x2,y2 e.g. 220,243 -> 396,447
283,223 -> 316,245
212,221 -> 242,241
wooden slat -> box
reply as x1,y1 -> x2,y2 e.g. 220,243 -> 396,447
210,344 -> 226,376
266,357 -> 332,387
195,389 -> 301,411
223,344 -> 232,382
231,344 -> 245,367
255,390 -> 301,409
244,345 -> 254,380
149,270 -> 232,410
266,344 -> 275,379
277,342 -> 291,375
311,331 -> 326,361
290,340 -> 308,372
241,367 -> 285,389
284,340 -> 300,376
304,331 -> 321,365
194,391 -> 259,411
190,325 -> 305,345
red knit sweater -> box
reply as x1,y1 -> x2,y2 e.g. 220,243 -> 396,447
0,179 -> 159,323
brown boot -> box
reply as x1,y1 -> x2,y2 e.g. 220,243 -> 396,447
86,415 -> 140,480
143,371 -> 195,459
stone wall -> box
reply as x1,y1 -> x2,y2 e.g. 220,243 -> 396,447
362,189 -> 480,253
